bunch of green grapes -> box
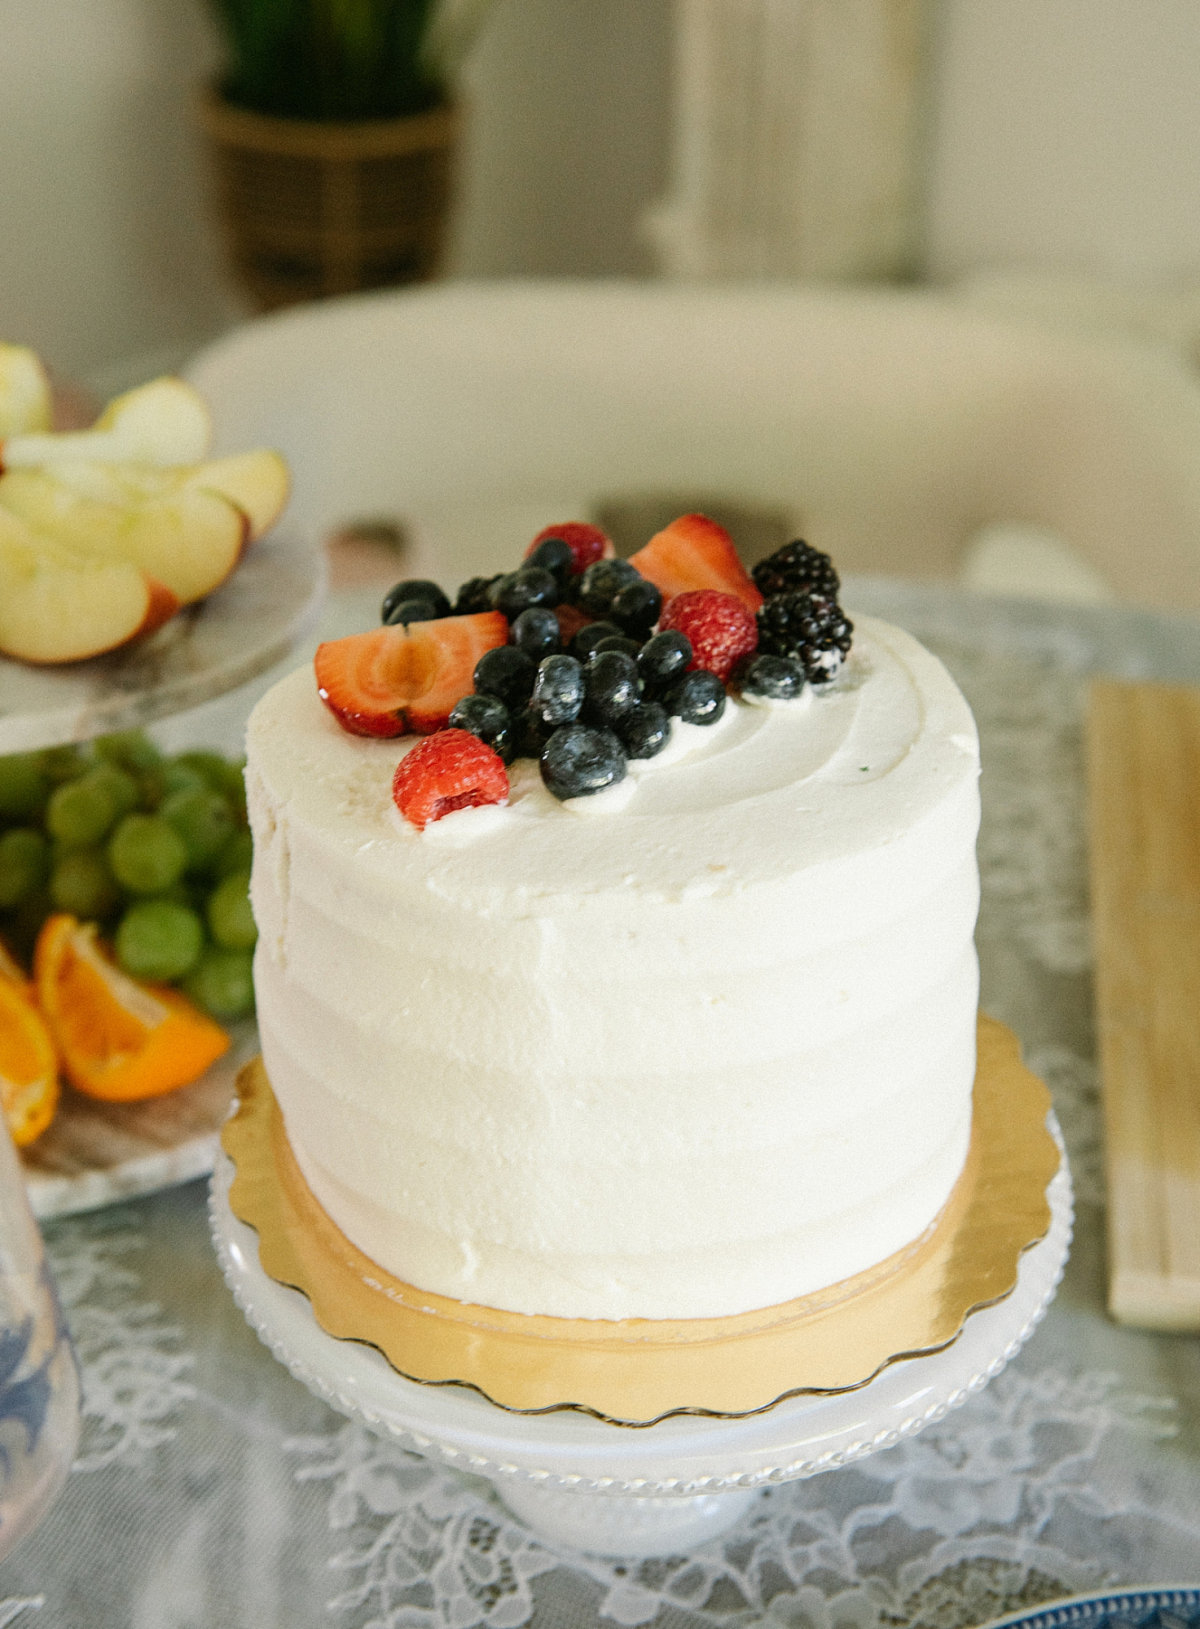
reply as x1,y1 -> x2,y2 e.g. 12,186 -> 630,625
0,731 -> 256,1022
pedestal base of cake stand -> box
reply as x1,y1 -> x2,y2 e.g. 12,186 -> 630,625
209,1137 -> 1072,1559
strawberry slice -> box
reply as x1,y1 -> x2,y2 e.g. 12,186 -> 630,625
660,590 -> 758,683
526,521 -> 613,575
628,514 -> 762,612
315,612 -> 508,737
393,730 -> 509,830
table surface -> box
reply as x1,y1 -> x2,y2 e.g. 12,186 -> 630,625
4,581 -> 1200,1629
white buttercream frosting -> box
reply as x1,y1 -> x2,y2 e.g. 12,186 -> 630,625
247,615 -> 981,1320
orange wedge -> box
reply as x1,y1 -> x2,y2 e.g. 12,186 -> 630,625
0,970 -> 59,1146
34,914 -> 229,1101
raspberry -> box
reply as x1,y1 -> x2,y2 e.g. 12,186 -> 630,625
392,730 -> 509,830
659,590 -> 758,683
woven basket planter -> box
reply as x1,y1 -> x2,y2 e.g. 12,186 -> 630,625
198,89 -> 458,310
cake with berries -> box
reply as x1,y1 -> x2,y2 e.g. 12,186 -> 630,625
246,518 -> 981,1321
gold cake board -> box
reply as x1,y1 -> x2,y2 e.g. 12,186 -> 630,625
222,1015 -> 1059,1426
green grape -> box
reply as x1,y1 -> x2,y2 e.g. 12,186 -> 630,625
45,770 -> 119,850
115,900 -> 204,982
49,848 -> 120,919
94,730 -> 163,773
174,751 -> 242,798
160,787 -> 236,872
0,754 -> 50,823
207,869 -> 257,950
37,744 -> 90,784
88,763 -> 138,822
159,763 -> 208,802
108,814 -> 187,895
0,829 -> 50,908
214,829 -> 254,880
184,945 -> 254,1021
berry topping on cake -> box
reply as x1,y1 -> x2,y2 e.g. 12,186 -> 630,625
524,535 -> 575,587
590,634 -> 641,661
381,578 -> 451,624
628,514 -> 763,612
751,540 -> 840,602
660,589 -> 758,683
569,619 -> 622,661
454,574 -> 505,615
531,654 -> 586,726
473,645 -> 538,712
555,603 -> 592,646
637,629 -> 692,693
316,612 -> 508,737
526,521 -> 612,576
620,701 -> 671,759
448,693 -> 516,763
510,606 -> 563,661
664,669 -> 726,725
540,724 -> 626,800
737,653 -> 807,700
392,730 -> 509,830
609,578 -> 663,638
756,592 -> 853,684
576,558 -> 642,618
583,650 -> 641,726
490,566 -> 560,620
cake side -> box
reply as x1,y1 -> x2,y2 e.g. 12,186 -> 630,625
247,614 -> 981,1321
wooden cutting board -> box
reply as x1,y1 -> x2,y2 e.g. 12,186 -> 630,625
1086,679 -> 1200,1330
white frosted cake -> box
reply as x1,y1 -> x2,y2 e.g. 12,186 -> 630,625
246,613 -> 981,1322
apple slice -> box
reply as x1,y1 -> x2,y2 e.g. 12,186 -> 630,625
0,509 -> 178,664
0,343 -> 51,436
1,377 -> 211,470
183,449 -> 290,542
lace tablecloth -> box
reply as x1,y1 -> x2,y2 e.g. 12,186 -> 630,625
4,584 -> 1200,1629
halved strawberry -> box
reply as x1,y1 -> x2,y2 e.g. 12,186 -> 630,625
526,521 -> 613,575
628,514 -> 762,612
315,612 -> 508,738
393,730 -> 509,830
660,590 -> 758,683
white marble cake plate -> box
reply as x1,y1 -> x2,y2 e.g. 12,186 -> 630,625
0,530 -> 324,754
209,1124 -> 1073,1559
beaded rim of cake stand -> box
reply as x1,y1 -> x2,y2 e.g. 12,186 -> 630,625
217,1014 -> 1062,1426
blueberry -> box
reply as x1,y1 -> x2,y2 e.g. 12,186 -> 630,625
381,579 -> 450,624
591,634 -> 643,661
383,597 -> 439,626
738,654 -> 807,700
490,567 -> 560,620
510,607 -> 562,662
449,694 -> 515,763
576,558 -> 641,617
638,630 -> 693,693
526,537 -> 575,588
540,725 -> 627,800
569,621 -> 622,661
620,701 -> 671,759
583,650 -> 641,726
473,646 -> 537,711
664,669 -> 726,725
609,579 -> 662,638
455,574 -> 505,615
514,706 -> 554,760
531,655 -> 585,726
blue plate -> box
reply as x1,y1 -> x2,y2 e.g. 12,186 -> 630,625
986,1591 -> 1200,1629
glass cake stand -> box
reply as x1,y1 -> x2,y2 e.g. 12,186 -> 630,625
209,1131 -> 1073,1559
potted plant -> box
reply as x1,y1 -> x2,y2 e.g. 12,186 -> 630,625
199,0 -> 491,310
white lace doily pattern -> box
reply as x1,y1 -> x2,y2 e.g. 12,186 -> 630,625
2,587 -> 1198,1628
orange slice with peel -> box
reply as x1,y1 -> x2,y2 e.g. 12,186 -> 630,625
34,914 -> 229,1101
0,968 -> 59,1147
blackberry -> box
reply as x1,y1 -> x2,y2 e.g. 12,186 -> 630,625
525,536 -> 575,589
751,539 -> 840,601
637,630 -> 692,694
737,653 -> 807,700
609,578 -> 662,639
455,574 -> 505,615
448,694 -> 516,763
583,650 -> 640,726
382,578 -> 450,623
490,567 -> 560,620
620,701 -> 671,760
473,646 -> 537,712
510,607 -> 562,662
531,655 -> 585,726
664,669 -> 725,726
576,558 -> 641,618
755,592 -> 853,684
540,725 -> 626,800
569,621 -> 622,661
